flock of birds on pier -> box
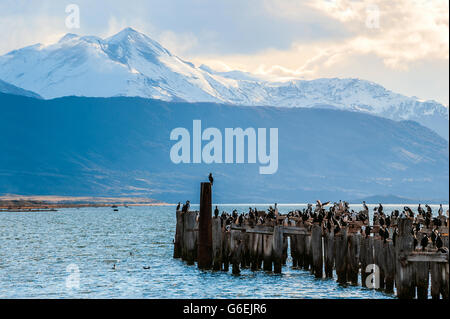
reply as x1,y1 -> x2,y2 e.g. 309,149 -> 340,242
177,198 -> 449,254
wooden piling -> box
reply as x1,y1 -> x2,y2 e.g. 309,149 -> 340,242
211,216 -> 222,270
257,233 -> 264,269
430,259 -> 449,299
373,238 -> 385,290
305,233 -> 313,272
334,229 -> 348,284
360,236 -> 374,287
222,229 -> 231,271
324,230 -> 335,278
383,240 -> 395,293
395,218 -> 415,299
197,182 -> 212,269
311,225 -> 323,278
250,232 -> 259,270
272,225 -> 284,273
347,233 -> 360,285
296,234 -> 306,269
173,210 -> 184,258
263,234 -> 273,271
290,235 -> 298,268
231,229 -> 242,275
182,211 -> 197,265
282,236 -> 288,265
414,261 -> 429,299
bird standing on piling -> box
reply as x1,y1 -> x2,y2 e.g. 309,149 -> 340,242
421,234 -> 429,251
214,206 -> 219,218
436,233 -> 443,250
208,173 -> 214,186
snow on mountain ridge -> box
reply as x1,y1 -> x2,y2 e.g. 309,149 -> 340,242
0,27 -> 447,138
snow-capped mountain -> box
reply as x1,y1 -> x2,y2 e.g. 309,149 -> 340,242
0,27 -> 448,139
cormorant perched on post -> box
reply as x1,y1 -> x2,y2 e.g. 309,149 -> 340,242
176,202 -> 181,211
404,206 -> 414,218
379,226 -> 389,242
438,204 -> 443,216
182,200 -> 190,213
431,229 -> 437,246
363,201 -> 368,211
208,173 -> 214,185
364,225 -> 371,238
418,204 -> 425,216
214,206 -> 219,218
436,233 -> 443,250
421,234 -> 429,251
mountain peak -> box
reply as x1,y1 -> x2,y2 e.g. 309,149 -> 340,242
59,33 -> 79,43
107,27 -> 147,43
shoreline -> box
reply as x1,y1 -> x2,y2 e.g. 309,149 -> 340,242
0,194 -> 169,211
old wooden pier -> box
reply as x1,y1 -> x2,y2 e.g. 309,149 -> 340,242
174,183 -> 449,299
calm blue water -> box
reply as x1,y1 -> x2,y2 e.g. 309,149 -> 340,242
0,204 -> 446,298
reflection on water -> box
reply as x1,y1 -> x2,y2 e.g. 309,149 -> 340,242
0,204 -> 446,298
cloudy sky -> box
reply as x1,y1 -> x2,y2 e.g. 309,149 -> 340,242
1,0 -> 448,105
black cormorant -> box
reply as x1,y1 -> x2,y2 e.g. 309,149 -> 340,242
421,234 -> 428,251
208,173 -> 214,185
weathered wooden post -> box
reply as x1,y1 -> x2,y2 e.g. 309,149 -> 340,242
250,232 -> 259,270
373,238 -> 385,290
272,225 -> 284,273
311,224 -> 323,278
395,218 -> 415,299
182,211 -> 197,265
347,233 -> 360,285
334,229 -> 348,284
174,210 -> 184,258
296,234 -> 306,269
231,229 -> 242,275
242,232 -> 251,269
222,229 -> 231,271
430,260 -> 449,299
305,232 -> 313,272
324,230 -> 335,278
263,233 -> 273,271
360,236 -> 374,287
211,216 -> 222,270
282,235 -> 288,265
198,182 -> 212,269
384,239 -> 395,293
415,260 -> 429,299
290,235 -> 298,268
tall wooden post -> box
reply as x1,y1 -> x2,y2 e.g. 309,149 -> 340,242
347,233 -> 360,285
324,230 -> 335,278
198,182 -> 212,269
374,238 -> 385,290
335,229 -> 348,284
395,218 -> 415,299
263,234 -> 273,271
182,211 -> 197,265
173,210 -> 184,258
311,225 -> 323,278
211,216 -> 222,270
272,225 -> 284,273
384,240 -> 395,293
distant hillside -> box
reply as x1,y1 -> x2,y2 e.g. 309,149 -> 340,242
0,93 -> 448,203
0,79 -> 41,99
